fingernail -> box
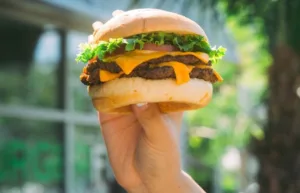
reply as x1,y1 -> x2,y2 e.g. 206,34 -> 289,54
136,103 -> 148,107
88,35 -> 94,43
92,21 -> 103,30
112,10 -> 124,17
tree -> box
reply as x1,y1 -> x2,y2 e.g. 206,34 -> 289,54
206,0 -> 300,192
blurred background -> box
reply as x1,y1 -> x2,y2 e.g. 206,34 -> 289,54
0,0 -> 299,193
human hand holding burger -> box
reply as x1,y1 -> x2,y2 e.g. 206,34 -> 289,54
99,103 -> 205,193
76,9 -> 226,193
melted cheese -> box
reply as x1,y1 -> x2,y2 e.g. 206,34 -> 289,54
212,70 -> 223,82
195,64 -> 212,69
99,62 -> 222,85
158,61 -> 195,84
98,50 -> 222,84
99,70 -> 123,82
105,50 -> 209,75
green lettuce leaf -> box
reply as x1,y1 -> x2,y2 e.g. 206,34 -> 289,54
75,32 -> 226,64
209,46 -> 227,64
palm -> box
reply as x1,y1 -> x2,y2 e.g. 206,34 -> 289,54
99,109 -> 183,189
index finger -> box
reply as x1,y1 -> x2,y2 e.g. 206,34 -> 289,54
98,112 -> 124,125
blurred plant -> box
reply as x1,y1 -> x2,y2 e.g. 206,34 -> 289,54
186,13 -> 270,191
185,0 -> 300,192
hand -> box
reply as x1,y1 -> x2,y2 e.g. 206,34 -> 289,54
99,103 -> 183,192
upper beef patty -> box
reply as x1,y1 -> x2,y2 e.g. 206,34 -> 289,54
80,55 -> 217,85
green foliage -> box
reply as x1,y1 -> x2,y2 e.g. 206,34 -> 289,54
218,0 -> 300,52
222,172 -> 237,191
186,10 -> 271,189
75,32 -> 226,64
189,136 -> 204,149
187,84 -> 259,166
187,167 -> 213,190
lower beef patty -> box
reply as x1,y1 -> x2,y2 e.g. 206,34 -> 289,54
80,55 -> 218,85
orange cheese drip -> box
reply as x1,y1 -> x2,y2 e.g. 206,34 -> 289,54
212,70 -> 223,82
99,70 -> 123,82
158,61 -> 195,84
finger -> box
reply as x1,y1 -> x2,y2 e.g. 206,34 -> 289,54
132,103 -> 179,145
98,112 -> 136,131
98,112 -> 137,131
92,21 -> 103,31
112,10 -> 124,17
98,112 -> 137,137
99,112 -> 122,124
88,35 -> 94,43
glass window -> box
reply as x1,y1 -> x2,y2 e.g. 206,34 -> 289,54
72,79 -> 97,113
0,18 -> 61,109
0,117 -> 64,193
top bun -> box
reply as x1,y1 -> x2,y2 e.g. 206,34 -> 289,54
93,8 -> 208,42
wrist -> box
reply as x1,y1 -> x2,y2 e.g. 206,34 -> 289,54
126,170 -> 205,193
145,171 -> 205,193
127,171 -> 205,193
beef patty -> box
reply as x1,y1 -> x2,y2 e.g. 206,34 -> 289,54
80,55 -> 218,85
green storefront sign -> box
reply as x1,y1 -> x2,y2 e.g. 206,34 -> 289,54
0,139 -> 90,185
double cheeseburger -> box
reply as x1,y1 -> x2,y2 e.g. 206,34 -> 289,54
76,8 -> 226,114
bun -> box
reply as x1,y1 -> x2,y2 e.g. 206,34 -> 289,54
88,78 -> 212,114
93,8 -> 208,42
88,9 -> 213,114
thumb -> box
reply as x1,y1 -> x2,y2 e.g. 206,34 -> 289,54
132,103 -> 179,147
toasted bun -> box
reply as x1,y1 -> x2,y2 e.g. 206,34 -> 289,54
93,8 -> 208,42
88,78 -> 212,114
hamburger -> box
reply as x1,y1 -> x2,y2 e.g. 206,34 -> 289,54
76,8 -> 226,114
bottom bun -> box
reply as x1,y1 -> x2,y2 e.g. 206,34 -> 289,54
88,77 -> 213,114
